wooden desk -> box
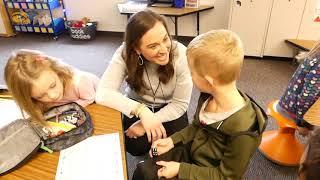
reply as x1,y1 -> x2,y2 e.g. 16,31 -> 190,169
285,39 -> 319,51
304,99 -> 320,126
1,103 -> 128,180
119,5 -> 214,38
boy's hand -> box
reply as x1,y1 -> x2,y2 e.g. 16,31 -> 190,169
149,138 -> 174,157
156,161 -> 180,179
125,120 -> 145,138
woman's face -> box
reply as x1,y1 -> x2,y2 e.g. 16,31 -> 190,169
136,21 -> 171,66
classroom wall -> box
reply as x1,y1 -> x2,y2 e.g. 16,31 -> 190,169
63,0 -> 230,36
298,0 -> 320,40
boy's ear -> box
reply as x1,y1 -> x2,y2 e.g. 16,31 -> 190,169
204,75 -> 215,87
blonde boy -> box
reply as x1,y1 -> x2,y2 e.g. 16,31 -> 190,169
132,30 -> 267,180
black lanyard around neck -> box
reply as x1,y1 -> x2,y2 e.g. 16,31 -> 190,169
143,65 -> 166,112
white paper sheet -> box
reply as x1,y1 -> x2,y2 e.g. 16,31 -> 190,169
0,84 -> 8,90
56,133 -> 124,180
0,99 -> 24,129
118,1 -> 147,13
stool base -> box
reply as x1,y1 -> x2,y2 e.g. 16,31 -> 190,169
259,130 -> 305,166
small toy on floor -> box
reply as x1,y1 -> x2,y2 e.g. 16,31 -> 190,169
71,17 -> 91,28
294,51 -> 308,64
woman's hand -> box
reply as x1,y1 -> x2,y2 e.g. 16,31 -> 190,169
139,106 -> 167,142
149,138 -> 174,157
156,161 -> 180,179
125,120 -> 145,138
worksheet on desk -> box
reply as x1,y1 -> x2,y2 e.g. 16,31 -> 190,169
0,99 -> 24,129
56,133 -> 124,180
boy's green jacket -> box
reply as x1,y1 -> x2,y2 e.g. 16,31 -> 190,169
171,91 -> 268,180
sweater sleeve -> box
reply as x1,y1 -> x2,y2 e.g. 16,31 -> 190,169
170,122 -> 199,145
178,135 -> 260,180
75,72 -> 100,107
154,43 -> 193,122
95,45 -> 140,117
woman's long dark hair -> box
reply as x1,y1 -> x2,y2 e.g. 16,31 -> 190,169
123,10 -> 175,94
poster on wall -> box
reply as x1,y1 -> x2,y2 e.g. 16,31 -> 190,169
185,0 -> 199,8
314,0 -> 320,22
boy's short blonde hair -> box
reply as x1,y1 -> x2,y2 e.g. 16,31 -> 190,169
187,29 -> 244,85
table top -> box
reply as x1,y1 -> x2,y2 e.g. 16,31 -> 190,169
1,103 -> 127,180
304,99 -> 320,126
120,5 -> 214,17
285,39 -> 319,51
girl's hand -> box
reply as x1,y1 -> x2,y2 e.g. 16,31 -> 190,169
125,120 -> 145,138
149,138 -> 174,157
156,161 -> 180,179
139,107 -> 167,142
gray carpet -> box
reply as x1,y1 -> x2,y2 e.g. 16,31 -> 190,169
0,32 -> 301,180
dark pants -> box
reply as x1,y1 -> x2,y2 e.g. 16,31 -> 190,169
132,143 -> 192,180
122,107 -> 188,156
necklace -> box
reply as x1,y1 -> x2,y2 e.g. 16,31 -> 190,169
144,64 -> 165,113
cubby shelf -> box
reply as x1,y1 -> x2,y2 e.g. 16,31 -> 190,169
13,17 -> 64,34
3,0 -> 66,39
5,0 -> 61,10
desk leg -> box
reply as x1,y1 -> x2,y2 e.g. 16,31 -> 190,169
197,12 -> 199,35
175,16 -> 178,39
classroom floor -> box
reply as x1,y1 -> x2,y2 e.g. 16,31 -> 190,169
0,32 -> 302,180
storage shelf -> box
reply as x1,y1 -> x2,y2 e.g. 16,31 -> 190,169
13,17 -> 65,35
5,0 -> 61,10
3,0 -> 66,38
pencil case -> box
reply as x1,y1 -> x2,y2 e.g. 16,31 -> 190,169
0,102 -> 93,175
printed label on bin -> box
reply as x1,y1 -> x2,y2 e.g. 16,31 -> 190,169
35,3 -> 42,9
15,26 -> 21,31
21,26 -> 27,32
28,3 -> 35,9
34,27 -> 40,32
27,27 -> 33,32
71,34 -> 92,39
14,3 -> 20,8
7,2 -> 13,8
70,29 -> 85,34
48,28 -> 54,33
21,3 -> 27,9
70,28 -> 93,39
42,4 -> 48,9
41,28 -> 47,33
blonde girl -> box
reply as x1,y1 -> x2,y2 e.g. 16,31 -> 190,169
5,49 -> 99,125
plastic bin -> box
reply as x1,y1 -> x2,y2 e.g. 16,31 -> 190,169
65,21 -> 97,40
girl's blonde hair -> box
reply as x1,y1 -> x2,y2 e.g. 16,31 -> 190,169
4,49 -> 73,125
